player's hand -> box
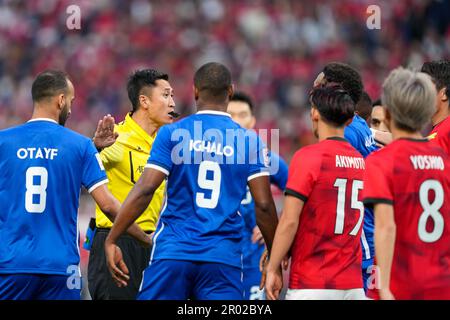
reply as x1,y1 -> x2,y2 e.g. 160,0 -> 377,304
259,250 -> 288,290
251,226 -> 265,245
105,242 -> 130,287
93,114 -> 119,150
265,268 -> 283,300
373,130 -> 392,146
379,288 -> 395,300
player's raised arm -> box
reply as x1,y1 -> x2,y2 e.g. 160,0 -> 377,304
104,168 -> 166,286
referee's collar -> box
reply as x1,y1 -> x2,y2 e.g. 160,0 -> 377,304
196,110 -> 231,118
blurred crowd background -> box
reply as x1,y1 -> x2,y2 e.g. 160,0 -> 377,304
0,0 -> 449,298
1,0 -> 449,157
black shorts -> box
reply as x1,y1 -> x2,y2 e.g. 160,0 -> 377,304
88,228 -> 151,300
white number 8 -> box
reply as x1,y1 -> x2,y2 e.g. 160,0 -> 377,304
25,167 -> 48,213
196,161 -> 221,209
418,179 -> 444,243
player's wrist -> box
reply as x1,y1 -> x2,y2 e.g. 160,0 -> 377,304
92,137 -> 104,152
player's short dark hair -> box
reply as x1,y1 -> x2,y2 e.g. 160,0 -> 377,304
127,69 -> 169,112
421,60 -> 450,98
322,62 -> 363,105
194,62 -> 232,102
310,85 -> 355,127
230,91 -> 254,112
355,91 -> 372,121
372,98 -> 382,107
31,70 -> 69,102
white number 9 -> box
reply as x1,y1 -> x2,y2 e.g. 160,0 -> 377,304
196,161 -> 221,209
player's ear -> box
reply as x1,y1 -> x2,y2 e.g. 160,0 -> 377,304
138,95 -> 149,110
310,107 -> 319,121
193,86 -> 199,101
58,94 -> 65,110
439,87 -> 448,102
228,84 -> 234,100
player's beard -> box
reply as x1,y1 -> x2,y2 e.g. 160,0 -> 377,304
58,101 -> 70,126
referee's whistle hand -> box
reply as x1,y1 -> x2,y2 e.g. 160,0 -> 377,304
105,242 -> 130,287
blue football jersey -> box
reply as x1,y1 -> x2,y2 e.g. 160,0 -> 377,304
146,110 -> 269,268
344,114 -> 377,262
0,119 -> 107,275
344,115 -> 378,158
240,151 -> 288,268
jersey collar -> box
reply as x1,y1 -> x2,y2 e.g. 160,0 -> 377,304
124,113 -> 155,143
28,118 -> 58,124
196,110 -> 232,118
326,136 -> 348,142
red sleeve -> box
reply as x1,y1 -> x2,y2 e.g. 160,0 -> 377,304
285,148 -> 320,202
429,119 -> 450,156
362,151 -> 394,205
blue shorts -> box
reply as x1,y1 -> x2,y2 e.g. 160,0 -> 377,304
243,266 -> 265,300
138,259 -> 243,300
0,274 -> 81,300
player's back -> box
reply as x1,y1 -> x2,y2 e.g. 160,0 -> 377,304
147,111 -> 268,268
287,138 -> 364,290
0,119 -> 106,275
365,138 -> 450,299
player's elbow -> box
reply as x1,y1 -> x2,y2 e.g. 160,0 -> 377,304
97,195 -> 120,220
99,201 -> 117,219
254,199 -> 272,214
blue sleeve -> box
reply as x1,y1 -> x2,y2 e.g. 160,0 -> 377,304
82,139 -> 108,192
146,125 -> 173,175
247,132 -> 270,180
269,152 -> 288,190
344,125 -> 359,150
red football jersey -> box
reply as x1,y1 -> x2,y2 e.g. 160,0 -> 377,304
363,138 -> 450,300
429,116 -> 450,156
286,137 -> 364,290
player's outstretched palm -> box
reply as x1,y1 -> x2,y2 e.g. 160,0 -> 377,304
105,243 -> 130,287
93,114 -> 119,150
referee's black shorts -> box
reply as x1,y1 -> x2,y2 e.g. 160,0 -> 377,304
88,228 -> 152,300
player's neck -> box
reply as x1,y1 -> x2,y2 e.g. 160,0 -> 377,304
318,122 -> 345,142
131,110 -> 158,137
391,126 -> 422,140
31,105 -> 59,123
431,105 -> 449,126
196,99 -> 228,113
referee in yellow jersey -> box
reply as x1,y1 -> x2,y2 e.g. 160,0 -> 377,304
88,69 -> 177,300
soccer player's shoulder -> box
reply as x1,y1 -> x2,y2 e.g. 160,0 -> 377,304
57,126 -> 96,151
291,143 -> 322,166
0,123 -> 33,144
